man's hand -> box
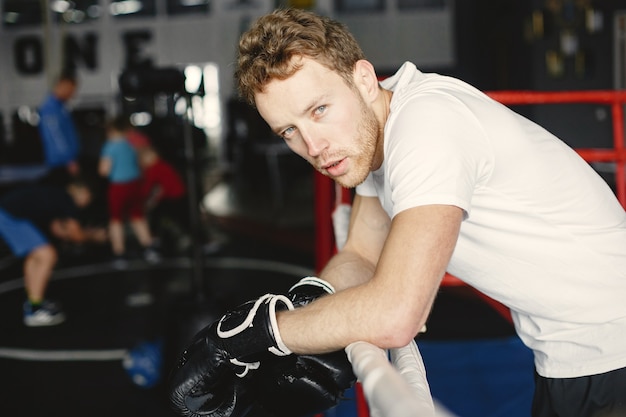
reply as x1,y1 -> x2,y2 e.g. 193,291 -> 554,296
168,294 -> 294,417
168,277 -> 356,417
253,350 -> 356,417
253,277 -> 356,417
50,218 -> 84,242
287,276 -> 335,307
84,227 -> 108,243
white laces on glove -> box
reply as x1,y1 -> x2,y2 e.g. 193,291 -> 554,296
217,293 -> 295,377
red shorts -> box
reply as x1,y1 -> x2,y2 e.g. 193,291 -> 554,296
107,180 -> 145,221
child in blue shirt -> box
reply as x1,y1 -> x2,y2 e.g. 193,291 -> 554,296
99,115 -> 160,268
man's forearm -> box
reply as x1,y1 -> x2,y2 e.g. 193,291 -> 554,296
277,283 -> 371,354
273,248 -> 384,353
83,227 -> 108,243
318,249 -> 376,292
277,274 -> 419,355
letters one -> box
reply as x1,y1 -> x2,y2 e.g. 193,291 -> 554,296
12,29 -> 153,75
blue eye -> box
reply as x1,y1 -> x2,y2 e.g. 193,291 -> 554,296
282,126 -> 295,138
315,105 -> 326,115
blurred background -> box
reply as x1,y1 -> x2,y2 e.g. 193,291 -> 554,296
0,1 -> 623,416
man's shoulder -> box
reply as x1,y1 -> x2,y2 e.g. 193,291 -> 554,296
38,94 -> 60,112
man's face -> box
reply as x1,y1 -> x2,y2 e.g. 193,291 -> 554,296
255,57 -> 381,188
56,80 -> 77,101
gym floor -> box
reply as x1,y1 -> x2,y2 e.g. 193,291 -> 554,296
0,157 -> 523,417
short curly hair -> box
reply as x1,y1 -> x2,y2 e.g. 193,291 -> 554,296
235,8 -> 366,106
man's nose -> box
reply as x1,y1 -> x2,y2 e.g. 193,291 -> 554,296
301,127 -> 327,157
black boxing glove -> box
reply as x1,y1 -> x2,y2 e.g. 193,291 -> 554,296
253,277 -> 357,417
168,294 -> 295,417
253,351 -> 357,417
287,276 -> 335,307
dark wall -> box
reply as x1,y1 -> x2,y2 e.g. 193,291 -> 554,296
434,0 -> 533,91
434,1 -> 619,151
525,0 -> 618,150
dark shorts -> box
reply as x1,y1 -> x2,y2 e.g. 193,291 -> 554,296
532,367 -> 626,417
0,208 -> 47,257
108,180 -> 145,221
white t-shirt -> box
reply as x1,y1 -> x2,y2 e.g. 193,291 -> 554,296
357,62 -> 626,378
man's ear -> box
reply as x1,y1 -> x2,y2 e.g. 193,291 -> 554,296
353,60 -> 379,102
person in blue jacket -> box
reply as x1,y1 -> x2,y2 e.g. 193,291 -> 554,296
37,69 -> 81,186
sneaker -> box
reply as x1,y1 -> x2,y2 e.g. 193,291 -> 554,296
111,254 -> 129,270
23,300 -> 66,327
143,246 -> 161,264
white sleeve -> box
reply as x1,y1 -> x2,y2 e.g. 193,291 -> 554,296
384,94 -> 492,218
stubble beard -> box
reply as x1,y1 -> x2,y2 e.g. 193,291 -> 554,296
331,101 -> 380,189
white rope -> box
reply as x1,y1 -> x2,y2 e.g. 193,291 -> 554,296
332,203 -> 352,251
346,341 -> 436,417
390,341 -> 436,413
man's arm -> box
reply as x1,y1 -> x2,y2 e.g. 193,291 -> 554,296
38,109 -> 80,167
50,219 -> 107,244
320,194 -> 391,291
50,218 -> 84,242
277,197 -> 463,354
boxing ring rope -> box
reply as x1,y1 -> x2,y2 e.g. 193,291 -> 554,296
313,90 -> 626,417
346,341 -> 436,417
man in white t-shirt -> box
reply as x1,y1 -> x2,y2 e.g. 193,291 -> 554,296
168,8 -> 626,417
